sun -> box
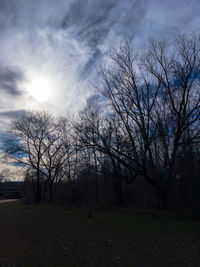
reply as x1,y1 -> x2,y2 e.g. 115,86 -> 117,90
26,72 -> 56,103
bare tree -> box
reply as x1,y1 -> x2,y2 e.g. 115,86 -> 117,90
3,111 -> 74,203
142,34 -> 200,206
75,95 -> 139,206
80,34 -> 200,209
0,172 -> 4,183
2,34 -> 199,211
39,117 -> 75,202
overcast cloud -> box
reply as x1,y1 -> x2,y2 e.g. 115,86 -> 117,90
0,0 -> 200,131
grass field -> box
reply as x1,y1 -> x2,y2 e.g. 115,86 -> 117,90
0,202 -> 200,267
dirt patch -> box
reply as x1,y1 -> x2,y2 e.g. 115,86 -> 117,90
0,199 -> 19,204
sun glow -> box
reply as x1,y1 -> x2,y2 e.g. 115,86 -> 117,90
25,72 -> 56,103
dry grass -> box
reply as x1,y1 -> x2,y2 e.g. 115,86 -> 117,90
0,202 -> 200,266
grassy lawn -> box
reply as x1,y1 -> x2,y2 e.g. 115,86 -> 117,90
0,202 -> 200,266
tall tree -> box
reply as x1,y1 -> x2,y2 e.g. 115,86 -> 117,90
78,34 -> 200,208
3,111 -> 73,203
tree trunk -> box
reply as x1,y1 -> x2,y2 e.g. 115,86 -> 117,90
48,181 -> 54,203
157,188 -> 168,210
35,168 -> 41,203
113,180 -> 123,206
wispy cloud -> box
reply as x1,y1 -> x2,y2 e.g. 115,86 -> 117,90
0,0 -> 199,130
0,67 -> 24,96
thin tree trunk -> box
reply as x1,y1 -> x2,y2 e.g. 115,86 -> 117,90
35,168 -> 41,203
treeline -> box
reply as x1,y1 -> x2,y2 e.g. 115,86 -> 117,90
2,34 -> 200,214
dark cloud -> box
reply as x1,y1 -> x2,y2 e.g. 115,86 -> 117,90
61,0 -> 117,46
79,49 -> 102,79
1,0 -> 199,83
0,0 -> 199,170
0,110 -> 27,119
0,110 -> 27,134
0,0 -> 199,121
0,68 -> 24,96
61,0 -> 147,78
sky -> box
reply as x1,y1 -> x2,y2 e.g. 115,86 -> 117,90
0,0 -> 200,132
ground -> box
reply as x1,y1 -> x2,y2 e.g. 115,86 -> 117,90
0,202 -> 200,267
